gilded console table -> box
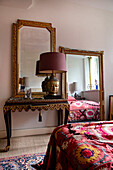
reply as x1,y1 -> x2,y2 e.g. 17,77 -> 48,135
1,98 -> 70,152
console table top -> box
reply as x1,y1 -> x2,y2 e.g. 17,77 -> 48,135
5,97 -> 68,105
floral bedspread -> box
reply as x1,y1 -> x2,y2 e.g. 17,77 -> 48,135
68,100 -> 100,122
40,121 -> 113,170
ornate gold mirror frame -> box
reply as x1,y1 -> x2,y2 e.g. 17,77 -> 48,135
59,46 -> 105,120
12,19 -> 56,98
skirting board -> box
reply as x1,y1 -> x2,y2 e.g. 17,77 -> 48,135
0,126 -> 56,138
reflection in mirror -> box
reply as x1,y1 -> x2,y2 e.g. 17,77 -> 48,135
67,54 -> 99,102
12,19 -> 56,98
59,47 -> 105,121
19,26 -> 50,93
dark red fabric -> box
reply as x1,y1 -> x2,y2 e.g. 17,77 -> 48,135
41,121 -> 113,170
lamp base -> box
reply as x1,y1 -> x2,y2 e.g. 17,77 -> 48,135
46,74 -> 59,96
44,95 -> 62,99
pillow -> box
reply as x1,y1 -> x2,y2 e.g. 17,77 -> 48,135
68,96 -> 76,101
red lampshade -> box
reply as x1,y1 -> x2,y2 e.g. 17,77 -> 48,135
39,52 -> 67,73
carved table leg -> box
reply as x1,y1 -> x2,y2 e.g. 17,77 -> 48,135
61,109 -> 65,125
39,110 -> 42,122
64,108 -> 69,124
58,109 -> 62,126
0,110 -> 11,152
58,108 -> 67,125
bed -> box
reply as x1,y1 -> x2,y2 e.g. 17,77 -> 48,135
68,96 -> 100,122
33,120 -> 113,170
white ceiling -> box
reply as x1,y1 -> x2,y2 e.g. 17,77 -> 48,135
0,0 -> 113,12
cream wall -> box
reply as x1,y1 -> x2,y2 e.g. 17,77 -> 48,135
0,0 -> 113,136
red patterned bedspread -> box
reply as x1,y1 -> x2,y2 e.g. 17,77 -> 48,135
68,99 -> 100,122
36,121 -> 113,170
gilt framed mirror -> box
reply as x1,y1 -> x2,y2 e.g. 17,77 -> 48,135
59,46 -> 105,120
12,19 -> 56,98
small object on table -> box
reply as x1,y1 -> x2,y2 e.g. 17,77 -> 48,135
25,88 -> 32,99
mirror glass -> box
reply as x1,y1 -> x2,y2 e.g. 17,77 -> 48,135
19,26 -> 50,92
66,54 -> 99,102
59,47 -> 105,121
12,20 -> 56,98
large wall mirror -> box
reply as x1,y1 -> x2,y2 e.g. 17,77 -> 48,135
59,46 -> 105,120
12,19 -> 56,98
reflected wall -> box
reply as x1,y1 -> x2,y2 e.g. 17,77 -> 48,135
19,26 -> 50,92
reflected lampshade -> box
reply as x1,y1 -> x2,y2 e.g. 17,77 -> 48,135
36,60 -> 49,77
36,60 -> 40,75
39,52 -> 67,73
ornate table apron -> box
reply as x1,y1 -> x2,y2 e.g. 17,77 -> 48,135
2,100 -> 70,152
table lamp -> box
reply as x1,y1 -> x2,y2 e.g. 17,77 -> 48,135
39,52 -> 67,97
